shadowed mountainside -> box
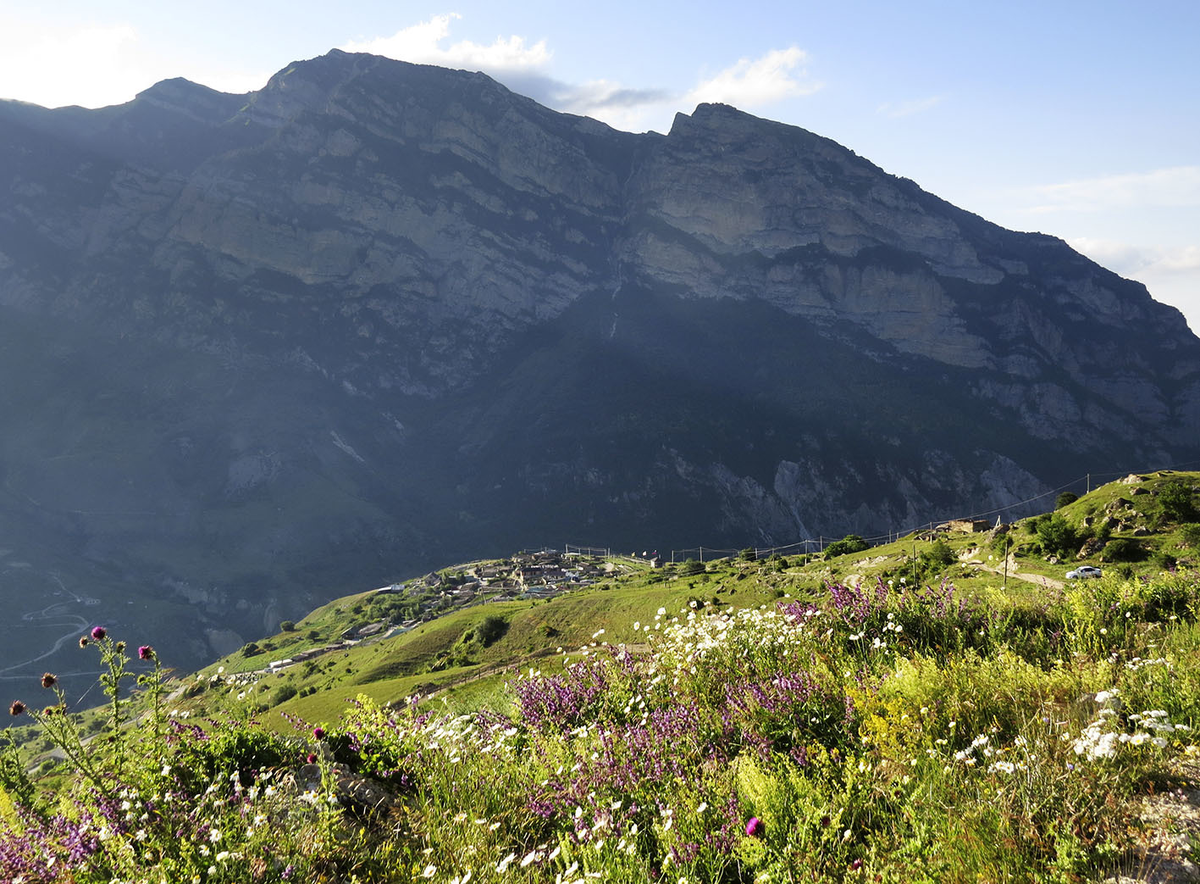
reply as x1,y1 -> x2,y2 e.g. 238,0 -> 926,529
2,49 -> 1199,672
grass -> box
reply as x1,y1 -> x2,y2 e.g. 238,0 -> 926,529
2,473 -> 1199,881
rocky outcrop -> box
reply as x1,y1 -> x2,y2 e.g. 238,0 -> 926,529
1,50 -> 1199,674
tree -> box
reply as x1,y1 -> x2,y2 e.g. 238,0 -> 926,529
1055,492 -> 1079,509
824,535 -> 869,560
1157,480 -> 1197,523
279,620 -> 296,632
1035,514 -> 1077,558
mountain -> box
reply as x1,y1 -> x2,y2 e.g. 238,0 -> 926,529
2,49 -> 1199,674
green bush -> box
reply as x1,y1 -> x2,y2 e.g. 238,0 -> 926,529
1177,523 -> 1200,550
1102,538 -> 1145,562
1036,514 -> 1078,558
1056,491 -> 1079,509
476,614 -> 509,647
824,534 -> 869,559
1157,479 -> 1197,523
271,685 -> 298,705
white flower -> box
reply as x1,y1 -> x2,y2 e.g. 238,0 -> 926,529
422,865 -> 437,878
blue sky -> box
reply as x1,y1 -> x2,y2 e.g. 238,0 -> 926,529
2,1 -> 1197,330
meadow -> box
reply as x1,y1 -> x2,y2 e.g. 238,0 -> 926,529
2,562 -> 1198,882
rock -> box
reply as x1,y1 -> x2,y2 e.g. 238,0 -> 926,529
1,50 -> 1199,675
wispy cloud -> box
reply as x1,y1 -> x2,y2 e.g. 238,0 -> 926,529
1024,166 -> 1200,213
684,47 -> 822,108
340,16 -> 819,134
876,95 -> 945,119
341,14 -> 550,73
1070,238 -> 1200,277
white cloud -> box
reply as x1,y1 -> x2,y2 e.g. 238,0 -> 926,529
0,22 -> 270,108
876,95 -> 945,119
1025,166 -> 1200,214
1069,236 -> 1200,330
685,47 -> 821,108
340,14 -> 550,73
1071,238 -> 1200,277
0,23 -> 142,108
341,17 -> 820,135
557,47 -> 822,134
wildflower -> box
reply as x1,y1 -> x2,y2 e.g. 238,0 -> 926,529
9,700 -> 25,716
422,865 -> 437,878
91,626 -> 107,641
138,645 -> 155,661
849,858 -> 863,871
745,817 -> 764,837
41,673 -> 57,688
306,753 -> 317,764
313,726 -> 326,740
79,637 -> 89,648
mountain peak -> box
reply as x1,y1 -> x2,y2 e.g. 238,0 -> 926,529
1,53 -> 1198,676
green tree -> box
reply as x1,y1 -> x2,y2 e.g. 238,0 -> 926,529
824,535 -> 869,560
1055,491 -> 1079,509
1157,480 -> 1197,523
1035,514 -> 1077,558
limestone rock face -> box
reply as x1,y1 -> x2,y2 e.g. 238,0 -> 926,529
1,50 -> 1199,673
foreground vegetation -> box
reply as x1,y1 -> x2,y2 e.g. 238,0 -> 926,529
3,471 -> 1200,882
3,566 -> 1199,882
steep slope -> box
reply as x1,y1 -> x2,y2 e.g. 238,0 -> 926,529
1,49 -> 1198,674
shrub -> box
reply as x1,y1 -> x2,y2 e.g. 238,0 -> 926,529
1178,523 -> 1200,550
271,685 -> 298,705
1056,491 -> 1079,509
1102,538 -> 1145,562
280,620 -> 296,632
1157,479 -> 1197,523
476,614 -> 509,647
824,534 -> 869,559
1036,514 -> 1078,559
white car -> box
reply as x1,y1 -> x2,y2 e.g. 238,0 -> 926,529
1066,565 -> 1103,579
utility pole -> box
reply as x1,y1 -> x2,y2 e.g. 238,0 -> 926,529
1002,536 -> 1010,592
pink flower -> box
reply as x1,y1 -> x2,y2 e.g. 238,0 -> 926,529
313,726 -> 326,740
745,817 -> 764,837
138,645 -> 155,661
90,626 -> 107,641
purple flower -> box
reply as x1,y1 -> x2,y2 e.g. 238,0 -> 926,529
306,753 -> 317,764
313,726 -> 326,740
138,645 -> 155,661
745,816 -> 764,837
90,626 -> 107,641
849,858 -> 863,871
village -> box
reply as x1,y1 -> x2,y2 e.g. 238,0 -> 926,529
262,550 -> 632,674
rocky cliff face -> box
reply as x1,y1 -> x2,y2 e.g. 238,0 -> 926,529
2,49 -> 1198,673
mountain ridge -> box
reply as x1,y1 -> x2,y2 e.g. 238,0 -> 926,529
1,50 -> 1198,674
